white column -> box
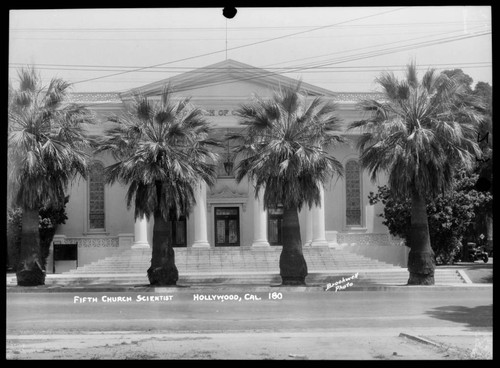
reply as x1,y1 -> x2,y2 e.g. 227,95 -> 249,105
311,185 -> 329,247
132,215 -> 150,248
304,207 -> 313,247
252,188 -> 270,247
192,181 -> 210,248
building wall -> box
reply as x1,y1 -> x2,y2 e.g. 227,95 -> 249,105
57,151 -> 135,238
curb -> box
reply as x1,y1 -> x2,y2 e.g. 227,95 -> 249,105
6,283 -> 493,293
399,333 -> 442,347
457,269 -> 474,284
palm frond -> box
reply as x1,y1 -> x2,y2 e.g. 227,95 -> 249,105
232,81 -> 344,210
98,85 -> 219,221
8,66 -> 94,209
405,60 -> 419,89
353,62 -> 483,198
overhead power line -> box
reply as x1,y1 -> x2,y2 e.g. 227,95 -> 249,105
9,28 -> 490,97
286,30 -> 491,71
13,31 -> 473,42
123,29 -> 491,96
263,26 -> 489,68
68,7 -> 406,86
8,62 -> 492,74
10,29 -> 490,96
10,20 -> 488,32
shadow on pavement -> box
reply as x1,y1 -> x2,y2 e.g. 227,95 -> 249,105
425,304 -> 493,330
476,273 -> 493,283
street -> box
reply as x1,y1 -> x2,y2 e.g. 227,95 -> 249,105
6,287 -> 493,359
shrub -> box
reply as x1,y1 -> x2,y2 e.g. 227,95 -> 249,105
6,196 -> 69,271
368,170 -> 492,264
6,207 -> 23,271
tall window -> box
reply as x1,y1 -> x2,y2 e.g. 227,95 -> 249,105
345,160 -> 362,226
88,161 -> 105,230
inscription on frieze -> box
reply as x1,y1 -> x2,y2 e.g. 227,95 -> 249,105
203,109 -> 239,117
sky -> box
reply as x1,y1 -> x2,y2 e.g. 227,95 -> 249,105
8,6 -> 492,94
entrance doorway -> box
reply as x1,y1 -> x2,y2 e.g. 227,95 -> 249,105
214,207 -> 240,246
268,206 -> 284,245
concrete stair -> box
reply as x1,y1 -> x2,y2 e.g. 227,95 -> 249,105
5,247 -> 467,286
66,247 -> 395,274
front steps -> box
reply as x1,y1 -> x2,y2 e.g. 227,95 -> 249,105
7,269 -> 465,286
6,246 -> 467,286
66,247 -> 396,274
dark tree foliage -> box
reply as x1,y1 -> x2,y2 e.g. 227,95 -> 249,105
6,208 -> 23,272
369,170 -> 492,264
38,196 -> 69,268
6,196 -> 69,272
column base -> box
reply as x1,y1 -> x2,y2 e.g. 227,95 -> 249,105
191,241 -> 210,248
252,241 -> 270,247
132,241 -> 150,249
311,240 -> 329,247
303,241 -> 312,247
326,230 -> 339,248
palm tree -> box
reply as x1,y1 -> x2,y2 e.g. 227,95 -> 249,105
8,67 -> 94,286
230,82 -> 344,285
349,62 -> 483,285
96,86 -> 220,286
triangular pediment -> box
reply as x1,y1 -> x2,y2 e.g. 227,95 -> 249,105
119,59 -> 337,100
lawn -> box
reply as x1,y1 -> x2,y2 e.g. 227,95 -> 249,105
457,259 -> 493,283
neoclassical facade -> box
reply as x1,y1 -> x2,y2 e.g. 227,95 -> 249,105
50,60 -> 405,273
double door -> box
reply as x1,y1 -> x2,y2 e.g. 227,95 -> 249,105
214,207 -> 240,246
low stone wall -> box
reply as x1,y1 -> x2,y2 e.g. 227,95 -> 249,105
47,234 -> 134,273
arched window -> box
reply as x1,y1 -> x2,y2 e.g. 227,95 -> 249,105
345,160 -> 362,226
88,161 -> 105,230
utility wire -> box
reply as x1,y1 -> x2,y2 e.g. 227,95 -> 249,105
9,24 -> 490,75
68,7 -> 406,85
284,30 -> 491,71
11,23 -> 486,84
10,20 -> 487,32
11,26 -> 488,42
8,62 -> 492,74
263,26 -> 489,68
9,27 -> 490,96
122,29 -> 490,95
12,30 -> 489,96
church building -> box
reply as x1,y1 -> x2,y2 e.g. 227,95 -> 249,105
49,59 -> 407,273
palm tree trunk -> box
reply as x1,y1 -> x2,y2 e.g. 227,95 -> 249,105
279,206 -> 308,285
16,207 -> 45,286
147,210 -> 179,286
407,191 -> 435,285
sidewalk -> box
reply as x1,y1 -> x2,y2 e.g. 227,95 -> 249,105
6,259 -> 493,293
5,279 -> 494,293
